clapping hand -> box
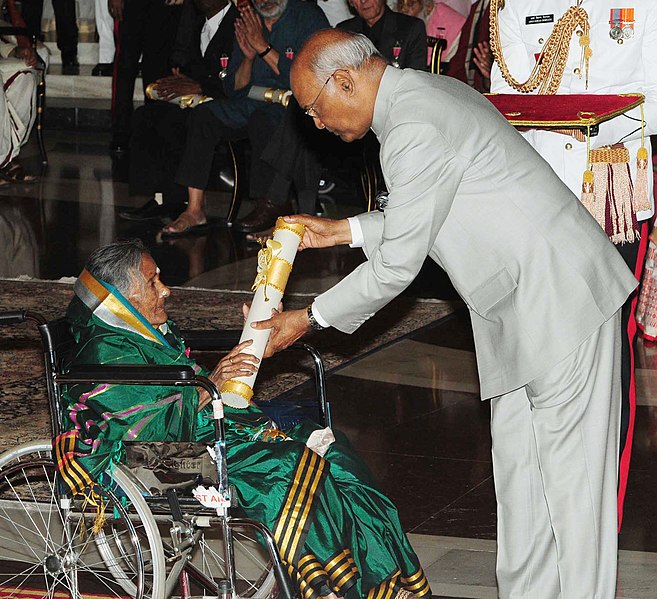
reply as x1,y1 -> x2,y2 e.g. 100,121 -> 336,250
473,40 -> 492,80
235,3 -> 269,57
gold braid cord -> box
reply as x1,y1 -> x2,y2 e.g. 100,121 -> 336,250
490,0 -> 592,94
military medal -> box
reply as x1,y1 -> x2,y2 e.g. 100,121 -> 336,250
610,8 -> 635,42
392,42 -> 401,68
219,54 -> 229,79
285,47 -> 294,60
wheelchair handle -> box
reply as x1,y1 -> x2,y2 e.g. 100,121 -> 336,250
0,310 -> 46,326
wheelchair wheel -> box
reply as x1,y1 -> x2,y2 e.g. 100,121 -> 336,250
185,526 -> 277,598
120,469 -> 278,598
0,441 -> 166,599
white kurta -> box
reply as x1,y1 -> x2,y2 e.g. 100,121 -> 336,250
0,64 -> 38,169
490,0 -> 657,222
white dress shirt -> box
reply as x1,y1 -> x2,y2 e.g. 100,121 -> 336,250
200,4 -> 231,56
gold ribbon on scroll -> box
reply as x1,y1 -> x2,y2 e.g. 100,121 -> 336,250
221,379 -> 254,403
251,239 -> 293,301
272,217 -> 305,239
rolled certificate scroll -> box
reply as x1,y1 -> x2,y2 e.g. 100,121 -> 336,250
144,83 -> 212,109
247,86 -> 293,108
220,217 -> 305,408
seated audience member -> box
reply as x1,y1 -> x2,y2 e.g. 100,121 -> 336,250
237,0 -> 427,235
396,0 -> 430,22
55,240 -> 431,599
0,0 -> 45,185
161,0 -> 329,237
338,0 -> 427,71
120,0 -> 238,222
444,0 -> 491,92
316,0 -> 352,27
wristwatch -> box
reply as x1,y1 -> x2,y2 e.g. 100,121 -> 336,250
306,305 -> 326,332
258,45 -> 272,58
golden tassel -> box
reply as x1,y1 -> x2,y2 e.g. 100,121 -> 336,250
633,103 -> 651,213
92,497 -> 107,534
634,146 -> 650,213
581,167 -> 595,214
581,126 -> 598,220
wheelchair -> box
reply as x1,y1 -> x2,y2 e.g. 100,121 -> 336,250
0,310 -> 331,599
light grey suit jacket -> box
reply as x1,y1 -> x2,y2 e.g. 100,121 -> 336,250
313,66 -> 638,400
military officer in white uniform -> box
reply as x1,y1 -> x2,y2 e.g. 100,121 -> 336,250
490,0 -> 657,547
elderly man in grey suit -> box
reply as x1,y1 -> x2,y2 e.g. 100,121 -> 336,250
253,29 -> 637,598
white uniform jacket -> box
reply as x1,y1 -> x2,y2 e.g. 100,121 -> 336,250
490,0 -> 657,221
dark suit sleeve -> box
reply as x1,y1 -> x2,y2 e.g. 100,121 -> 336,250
403,16 -> 428,71
169,0 -> 201,70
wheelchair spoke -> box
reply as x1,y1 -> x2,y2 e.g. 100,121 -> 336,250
0,561 -> 43,596
0,503 -> 42,562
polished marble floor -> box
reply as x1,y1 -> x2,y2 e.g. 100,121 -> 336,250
3,131 -> 657,597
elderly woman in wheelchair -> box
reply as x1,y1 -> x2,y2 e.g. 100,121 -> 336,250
16,239 -> 428,599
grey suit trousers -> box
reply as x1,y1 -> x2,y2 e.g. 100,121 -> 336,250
490,312 -> 621,599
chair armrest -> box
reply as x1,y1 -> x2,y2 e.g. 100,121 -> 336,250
60,364 -> 197,383
181,329 -> 242,351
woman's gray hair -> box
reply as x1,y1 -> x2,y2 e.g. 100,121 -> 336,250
85,239 -> 150,296
309,32 -> 384,82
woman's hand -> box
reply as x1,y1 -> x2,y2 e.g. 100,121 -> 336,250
198,340 -> 259,409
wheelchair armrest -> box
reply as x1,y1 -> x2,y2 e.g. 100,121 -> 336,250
0,310 -> 29,325
62,364 -> 197,383
181,329 -> 242,351
0,310 -> 46,326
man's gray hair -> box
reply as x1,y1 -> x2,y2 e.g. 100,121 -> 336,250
85,239 -> 150,296
309,32 -> 383,82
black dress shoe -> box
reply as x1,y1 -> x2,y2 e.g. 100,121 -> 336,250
61,57 -> 80,75
92,62 -> 113,77
234,198 -> 293,233
119,199 -> 177,221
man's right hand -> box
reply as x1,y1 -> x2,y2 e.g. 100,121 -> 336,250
155,73 -> 202,101
235,21 -> 257,60
283,215 -> 352,251
108,0 -> 124,21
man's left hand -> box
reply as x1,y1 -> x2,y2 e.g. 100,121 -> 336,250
16,46 -> 39,68
238,4 -> 269,54
251,308 -> 310,358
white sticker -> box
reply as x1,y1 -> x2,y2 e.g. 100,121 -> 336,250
212,399 -> 224,420
193,485 -> 231,508
206,445 -> 217,462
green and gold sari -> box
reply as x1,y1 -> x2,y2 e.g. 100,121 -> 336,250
54,270 -> 430,599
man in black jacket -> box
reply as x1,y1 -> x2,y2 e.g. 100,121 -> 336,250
121,0 -> 237,222
235,0 -> 427,234
338,0 -> 426,70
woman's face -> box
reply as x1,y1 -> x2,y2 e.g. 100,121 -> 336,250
397,0 -> 423,18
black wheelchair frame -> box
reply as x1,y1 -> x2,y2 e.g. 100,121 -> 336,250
0,309 -> 331,599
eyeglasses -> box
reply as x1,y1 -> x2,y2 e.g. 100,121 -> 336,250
303,71 -> 337,118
